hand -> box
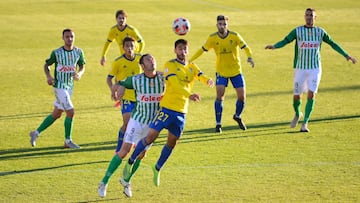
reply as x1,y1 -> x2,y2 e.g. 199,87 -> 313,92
265,45 -> 275,50
207,79 -> 215,88
112,84 -> 124,100
189,94 -> 200,102
247,58 -> 255,68
100,56 -> 106,66
347,56 -> 357,64
46,75 -> 54,86
73,72 -> 82,81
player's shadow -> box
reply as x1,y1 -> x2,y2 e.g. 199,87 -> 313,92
0,140 -> 117,160
169,113 -> 360,145
0,160 -> 107,177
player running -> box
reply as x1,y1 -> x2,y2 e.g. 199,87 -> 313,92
122,39 -> 214,187
29,28 -> 86,148
98,54 -> 164,198
106,36 -> 142,153
190,15 -> 255,133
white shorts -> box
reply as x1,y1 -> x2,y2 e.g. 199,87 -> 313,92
124,118 -> 151,150
293,68 -> 322,95
54,88 -> 73,110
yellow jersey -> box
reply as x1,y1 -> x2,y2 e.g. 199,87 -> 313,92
161,59 -> 211,113
101,24 -> 145,57
109,54 -> 142,101
194,31 -> 252,77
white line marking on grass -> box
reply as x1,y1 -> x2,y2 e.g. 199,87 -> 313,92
191,0 -> 242,12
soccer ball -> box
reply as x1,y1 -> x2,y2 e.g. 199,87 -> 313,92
172,17 -> 191,35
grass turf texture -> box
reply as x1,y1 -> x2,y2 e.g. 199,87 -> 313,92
0,0 -> 359,202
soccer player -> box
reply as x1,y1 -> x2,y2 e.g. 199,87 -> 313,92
98,54 -> 164,198
101,9 -> 145,108
29,28 -> 86,148
106,37 -> 142,153
265,8 -> 357,132
190,15 -> 255,133
100,9 -> 145,67
122,39 -> 214,187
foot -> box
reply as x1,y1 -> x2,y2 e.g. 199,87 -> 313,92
215,125 -> 222,133
64,140 -> 80,148
152,164 -> 160,187
290,112 -> 303,128
120,177 -> 132,198
123,162 -> 132,181
300,123 -> 310,132
98,182 -> 108,198
29,131 -> 39,147
233,115 -> 247,130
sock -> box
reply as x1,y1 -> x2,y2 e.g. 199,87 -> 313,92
293,99 -> 302,116
156,144 -> 173,170
64,117 -> 73,140
101,155 -> 122,184
37,114 -> 56,133
115,129 -> 125,152
235,100 -> 245,117
124,159 -> 141,182
214,99 -> 223,125
129,138 -> 148,164
304,98 -> 315,123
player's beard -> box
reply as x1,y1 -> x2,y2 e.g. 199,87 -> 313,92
177,54 -> 185,62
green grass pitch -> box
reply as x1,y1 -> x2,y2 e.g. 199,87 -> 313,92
0,0 -> 359,202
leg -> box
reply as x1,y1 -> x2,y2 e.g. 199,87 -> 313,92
116,101 -> 134,152
214,85 -> 225,132
233,87 -> 247,130
63,108 -> 80,148
30,107 -> 63,147
290,94 -> 303,128
123,128 -> 160,180
300,91 -> 316,132
152,132 -> 178,186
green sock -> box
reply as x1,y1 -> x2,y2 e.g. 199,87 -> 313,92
293,99 -> 301,116
102,155 -> 122,184
37,114 -> 56,133
125,159 -> 141,182
304,98 -> 315,123
64,117 -> 73,140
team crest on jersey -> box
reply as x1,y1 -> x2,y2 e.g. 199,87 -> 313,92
123,65 -> 127,69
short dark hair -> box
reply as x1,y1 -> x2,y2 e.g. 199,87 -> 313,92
175,39 -> 188,48
116,10 -> 127,18
62,28 -> 74,36
139,54 -> 150,65
217,15 -> 229,21
122,36 -> 136,47
305,8 -> 316,13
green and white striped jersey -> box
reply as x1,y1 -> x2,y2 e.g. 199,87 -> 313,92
45,46 -> 86,90
120,72 -> 164,125
274,26 -> 348,69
